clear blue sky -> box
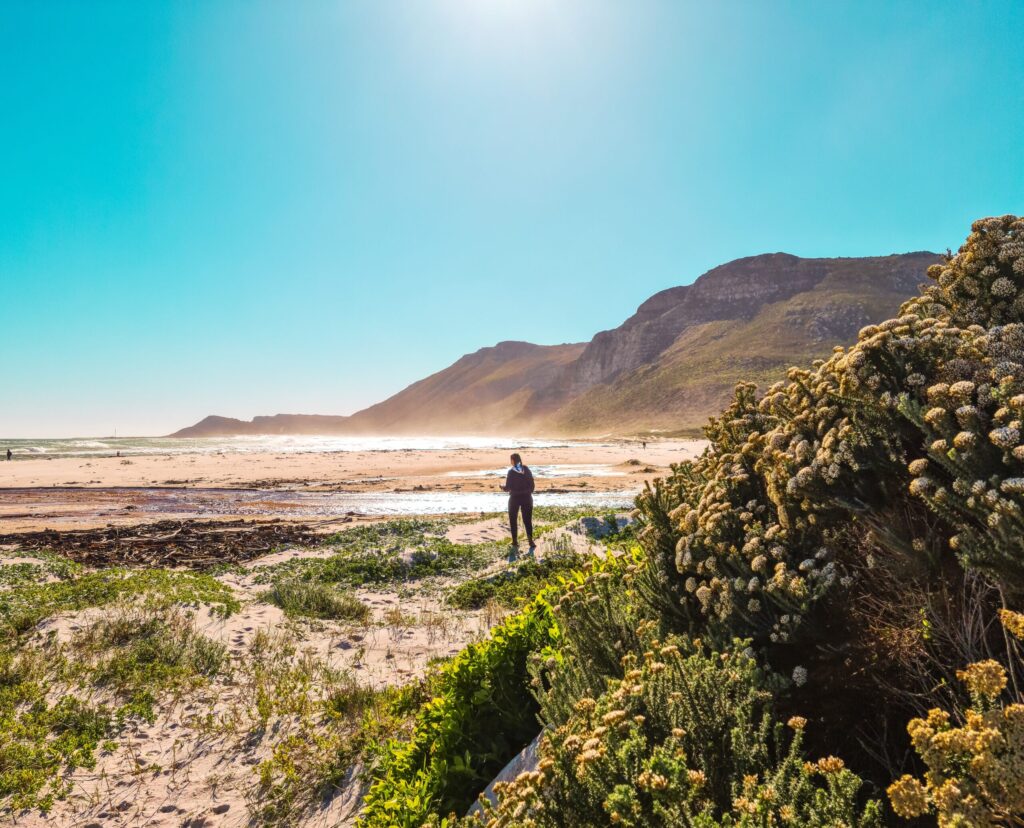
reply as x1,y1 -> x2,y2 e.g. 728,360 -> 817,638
2,1 -> 1022,437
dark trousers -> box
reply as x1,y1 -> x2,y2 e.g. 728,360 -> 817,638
508,494 -> 534,544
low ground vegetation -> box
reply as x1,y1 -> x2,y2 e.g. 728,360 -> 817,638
446,549 -> 584,610
264,579 -> 371,622
253,519 -> 496,592
0,596 -> 231,811
0,511 -> 600,822
0,567 -> 238,637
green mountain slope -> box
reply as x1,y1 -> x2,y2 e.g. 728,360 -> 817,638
551,255 -> 933,434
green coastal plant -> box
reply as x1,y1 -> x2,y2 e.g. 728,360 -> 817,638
360,595 -> 558,827
264,579 -> 371,622
0,643 -> 111,812
256,518 -> 494,590
0,551 -> 82,591
446,551 -> 584,611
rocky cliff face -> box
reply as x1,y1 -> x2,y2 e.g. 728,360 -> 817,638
547,251 -> 938,434
563,253 -> 930,396
562,286 -> 690,393
171,250 -> 940,438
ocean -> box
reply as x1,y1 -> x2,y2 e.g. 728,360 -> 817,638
0,434 -> 608,460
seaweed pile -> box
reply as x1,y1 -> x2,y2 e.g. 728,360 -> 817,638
0,518 -> 325,568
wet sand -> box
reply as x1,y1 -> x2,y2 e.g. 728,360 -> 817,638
0,440 -> 703,531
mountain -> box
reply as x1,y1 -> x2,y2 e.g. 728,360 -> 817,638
171,414 -> 352,438
171,251 -> 939,438
170,341 -> 584,438
344,341 -> 585,434
547,251 -> 939,433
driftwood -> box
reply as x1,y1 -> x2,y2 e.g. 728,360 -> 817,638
0,519 -> 326,569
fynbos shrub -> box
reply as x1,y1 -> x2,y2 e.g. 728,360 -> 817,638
475,635 -> 881,827
888,609 -> 1024,825
636,215 -> 1024,647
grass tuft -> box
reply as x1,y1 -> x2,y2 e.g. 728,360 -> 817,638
264,580 -> 370,622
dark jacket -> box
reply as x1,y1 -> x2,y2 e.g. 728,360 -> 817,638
504,465 -> 535,497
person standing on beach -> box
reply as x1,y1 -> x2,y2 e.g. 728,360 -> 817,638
500,452 -> 535,549
5,448 -> 11,461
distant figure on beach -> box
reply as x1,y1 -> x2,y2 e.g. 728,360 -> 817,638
642,440 -> 647,450
6,448 -> 11,461
500,452 -> 535,550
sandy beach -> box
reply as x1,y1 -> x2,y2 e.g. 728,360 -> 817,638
0,439 -> 704,532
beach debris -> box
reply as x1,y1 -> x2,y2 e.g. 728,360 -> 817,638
0,518 -> 327,569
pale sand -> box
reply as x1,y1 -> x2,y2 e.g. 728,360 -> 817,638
0,440 -> 704,532
4,516 -> 612,827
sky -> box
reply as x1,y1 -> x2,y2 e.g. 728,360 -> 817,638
1,1 -> 1023,437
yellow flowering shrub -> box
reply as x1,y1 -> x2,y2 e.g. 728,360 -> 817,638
999,608 -> 1024,639
468,635 -> 881,827
888,613 -> 1024,825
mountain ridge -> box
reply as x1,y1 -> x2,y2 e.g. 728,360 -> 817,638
170,250 -> 940,438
